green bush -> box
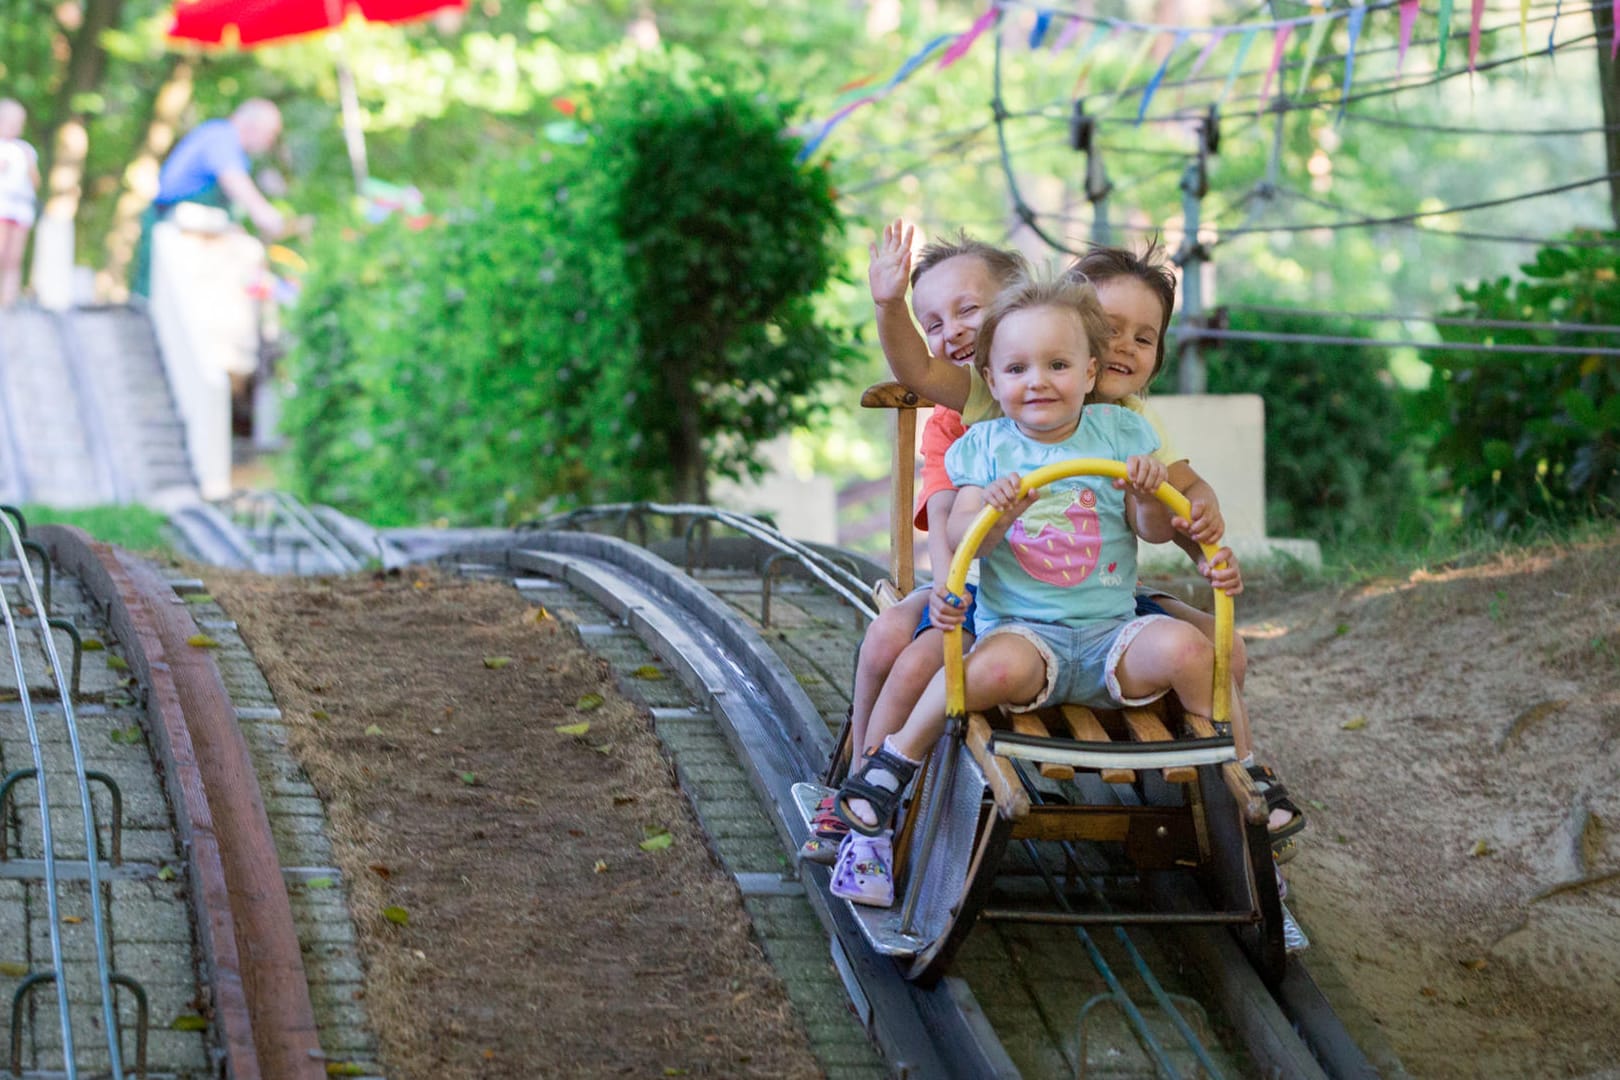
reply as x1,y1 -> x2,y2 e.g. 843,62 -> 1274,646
1417,231 -> 1620,530
279,61 -> 854,524
1164,306 -> 1423,545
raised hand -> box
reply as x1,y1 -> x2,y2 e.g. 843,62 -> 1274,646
868,218 -> 915,308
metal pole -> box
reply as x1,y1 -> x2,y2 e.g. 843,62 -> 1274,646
1176,157 -> 1207,395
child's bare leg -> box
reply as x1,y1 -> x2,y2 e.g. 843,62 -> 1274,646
1113,619 -> 1215,718
843,633 -> 1046,830
1149,595 -> 1252,758
849,590 -> 930,766
0,223 -> 22,306
863,626 -> 971,759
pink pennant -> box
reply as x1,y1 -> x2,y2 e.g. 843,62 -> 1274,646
1397,0 -> 1420,75
938,5 -> 1000,69
1050,16 -> 1085,53
1468,0 -> 1486,70
1258,24 -> 1293,108
1188,27 -> 1228,82
1613,0 -> 1619,57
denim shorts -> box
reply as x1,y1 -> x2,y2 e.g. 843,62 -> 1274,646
1134,588 -> 1171,618
978,613 -> 1173,712
914,582 -> 978,639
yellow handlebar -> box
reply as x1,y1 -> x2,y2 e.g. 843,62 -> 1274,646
941,458 -> 1231,723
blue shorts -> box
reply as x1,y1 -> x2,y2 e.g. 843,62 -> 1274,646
1134,590 -> 1170,618
977,613 -> 1173,712
914,582 -> 978,639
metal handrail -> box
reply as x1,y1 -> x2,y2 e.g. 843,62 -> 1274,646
1,514 -> 126,1077
527,502 -> 880,623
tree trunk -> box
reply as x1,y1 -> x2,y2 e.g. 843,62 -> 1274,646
661,357 -> 708,504
1596,0 -> 1620,229
99,58 -> 192,300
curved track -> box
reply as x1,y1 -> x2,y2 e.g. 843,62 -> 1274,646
468,523 -> 1395,1080
22,523 -> 326,1079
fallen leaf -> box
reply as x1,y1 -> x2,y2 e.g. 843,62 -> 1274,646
1334,622 -> 1350,636
62,916 -> 82,925
157,866 -> 177,882
594,860 -> 608,874
169,1014 -> 208,1031
640,828 -> 673,853
364,724 -> 383,736
483,1049 -> 496,1060
184,594 -> 214,604
382,906 -> 409,926
325,1064 -> 367,1077
1306,798 -> 1328,811
106,655 -> 129,671
459,771 -> 477,786
1460,958 -> 1488,971
612,795 -> 636,806
1420,986 -> 1439,998
306,877 -> 334,890
632,665 -> 665,680
312,709 -> 330,721
483,656 -> 512,670
81,638 -> 104,651
1470,839 -> 1492,857
1341,717 -> 1368,731
187,634 -> 220,648
590,744 -> 614,755
109,726 -> 143,746
413,579 -> 428,590
368,863 -> 391,879
554,721 -> 590,736
576,693 -> 605,711
0,961 -> 28,977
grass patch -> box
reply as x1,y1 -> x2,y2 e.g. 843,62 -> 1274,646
1297,517 -> 1620,588
15,504 -> 175,555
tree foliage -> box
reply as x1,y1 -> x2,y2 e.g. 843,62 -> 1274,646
1166,306 -> 1423,544
279,61 -> 854,524
1418,231 -> 1620,529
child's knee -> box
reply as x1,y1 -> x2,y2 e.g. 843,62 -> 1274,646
889,639 -> 944,691
1229,633 -> 1248,685
859,607 -> 914,673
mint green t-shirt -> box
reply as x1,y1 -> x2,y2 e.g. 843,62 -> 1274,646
944,405 -> 1160,633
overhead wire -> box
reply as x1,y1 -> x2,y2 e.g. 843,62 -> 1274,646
1180,326 -> 1620,356
1260,184 -> 1620,248
1222,302 -> 1620,335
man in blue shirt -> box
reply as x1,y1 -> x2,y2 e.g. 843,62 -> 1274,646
133,99 -> 286,295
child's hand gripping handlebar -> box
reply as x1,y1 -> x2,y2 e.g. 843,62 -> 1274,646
941,458 -> 1234,724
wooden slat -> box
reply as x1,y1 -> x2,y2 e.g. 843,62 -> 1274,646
1010,714 -> 1075,781
1183,712 -> 1216,738
1058,704 -> 1134,783
871,579 -> 904,612
891,407 -> 917,594
966,714 -> 1030,820
1122,707 -> 1197,784
860,380 -> 933,410
1221,760 -> 1269,825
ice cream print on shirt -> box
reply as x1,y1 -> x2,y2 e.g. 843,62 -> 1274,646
1011,485 -> 1098,586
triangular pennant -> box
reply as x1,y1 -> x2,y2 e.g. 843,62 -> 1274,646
1051,17 -> 1086,53
1115,29 -> 1162,102
1467,0 -> 1486,71
1219,29 -> 1259,106
1337,5 -> 1367,122
939,5 -> 1000,70
1519,0 -> 1531,55
1437,0 -> 1455,70
1612,0 -> 1619,58
1030,10 -> 1053,49
1139,31 -> 1189,124
1297,15 -> 1334,96
1397,0 -> 1421,74
1258,24 -> 1294,109
1188,27 -> 1228,82
1075,22 -> 1113,62
1547,0 -> 1563,54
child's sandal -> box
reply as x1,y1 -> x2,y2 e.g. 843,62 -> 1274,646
830,832 -> 896,908
834,745 -> 920,836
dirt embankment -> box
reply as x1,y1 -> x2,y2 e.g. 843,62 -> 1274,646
1242,537 -> 1620,1079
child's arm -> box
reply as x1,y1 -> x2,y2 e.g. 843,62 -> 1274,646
869,220 -> 972,411
946,476 -> 1037,556
1167,460 -> 1224,545
1121,455 -> 1176,542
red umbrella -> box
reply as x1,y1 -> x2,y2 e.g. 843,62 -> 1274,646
167,0 -> 465,186
169,0 -> 459,47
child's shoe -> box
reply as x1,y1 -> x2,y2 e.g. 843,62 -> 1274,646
797,793 -> 850,865
830,831 -> 896,908
1280,901 -> 1310,954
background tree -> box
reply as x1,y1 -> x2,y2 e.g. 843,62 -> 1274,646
279,60 -> 855,522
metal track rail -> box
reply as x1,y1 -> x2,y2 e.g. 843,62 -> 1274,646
504,531 -> 1014,1079
50,311 -> 129,505
166,502 -> 267,571
38,523 -> 326,1079
497,527 -> 1389,1080
0,510 -> 126,1077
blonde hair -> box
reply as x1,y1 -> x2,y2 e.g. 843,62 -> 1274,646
973,274 -> 1112,378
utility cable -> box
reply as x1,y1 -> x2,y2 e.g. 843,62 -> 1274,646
1177,326 -> 1620,356
1222,302 -> 1620,336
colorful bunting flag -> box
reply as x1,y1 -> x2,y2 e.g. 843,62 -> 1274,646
1029,9 -> 1053,49
1397,0 -> 1421,74
1114,29 -> 1161,102
1437,0 -> 1455,70
1258,24 -> 1294,110
1220,28 -> 1259,106
1297,15 -> 1333,96
1468,0 -> 1486,70
1139,31 -> 1189,124
1050,16 -> 1085,53
1338,4 -> 1367,121
938,5 -> 999,70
